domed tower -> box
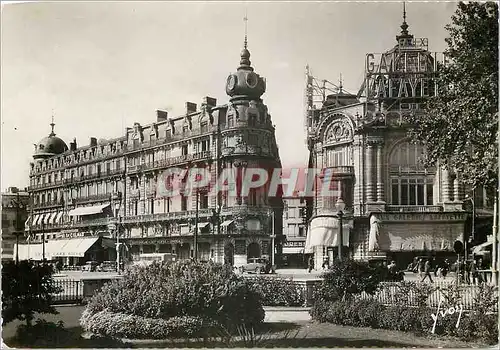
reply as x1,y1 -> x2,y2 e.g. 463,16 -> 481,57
220,32 -> 284,267
33,120 -> 68,161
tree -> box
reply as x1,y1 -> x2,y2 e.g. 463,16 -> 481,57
408,2 -> 498,193
2,260 -> 62,327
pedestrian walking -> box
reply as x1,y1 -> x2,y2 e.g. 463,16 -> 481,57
308,256 -> 314,273
465,260 -> 471,285
418,258 -> 425,279
470,259 -> 478,285
421,259 -> 434,283
442,259 -> 449,279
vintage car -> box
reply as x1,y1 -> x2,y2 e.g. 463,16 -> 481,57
240,258 -> 271,274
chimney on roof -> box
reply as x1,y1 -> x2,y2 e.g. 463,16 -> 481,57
186,102 -> 197,114
90,137 -> 97,147
156,110 -> 169,122
70,138 -> 77,151
202,97 -> 217,108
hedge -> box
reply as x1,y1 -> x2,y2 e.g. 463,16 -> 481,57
246,277 -> 305,306
310,299 -> 498,344
80,309 -> 219,339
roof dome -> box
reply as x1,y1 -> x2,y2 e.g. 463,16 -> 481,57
33,122 -> 68,159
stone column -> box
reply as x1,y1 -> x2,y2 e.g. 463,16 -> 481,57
366,144 -> 375,203
453,173 -> 463,202
376,143 -> 384,202
442,168 -> 451,203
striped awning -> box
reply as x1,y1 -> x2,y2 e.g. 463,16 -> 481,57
69,204 -> 110,216
221,220 -> 234,227
40,214 -> 49,225
47,212 -> 57,225
32,215 -> 41,226
197,222 -> 210,232
55,212 -> 64,224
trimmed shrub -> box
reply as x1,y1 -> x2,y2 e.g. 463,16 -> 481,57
310,298 -> 498,344
81,260 -> 264,338
80,309 -> 219,339
246,277 -> 305,306
314,260 -> 383,303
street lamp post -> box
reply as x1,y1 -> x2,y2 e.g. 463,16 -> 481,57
113,202 -> 122,274
335,198 -> 346,261
270,210 -> 275,267
464,194 -> 475,261
194,189 -> 199,261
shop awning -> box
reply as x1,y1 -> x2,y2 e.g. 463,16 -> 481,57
472,241 -> 493,255
304,215 -> 352,251
197,222 -> 210,232
221,220 -> 234,227
40,214 -> 48,225
24,216 -> 31,229
283,247 -> 304,254
47,212 -> 57,225
55,212 -> 64,224
52,237 -> 100,257
69,204 -> 110,216
32,215 -> 40,226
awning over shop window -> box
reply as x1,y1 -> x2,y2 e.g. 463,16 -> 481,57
69,204 -> 110,216
472,241 -> 492,255
367,213 -> 465,252
197,222 -> 210,232
32,215 -> 40,226
52,237 -> 100,257
47,212 -> 57,225
40,214 -> 48,225
221,220 -> 234,227
282,247 -> 304,254
304,215 -> 352,251
55,212 -> 63,224
24,216 -> 31,229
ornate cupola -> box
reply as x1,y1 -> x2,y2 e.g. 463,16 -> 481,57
225,33 -> 266,101
396,2 -> 414,43
33,117 -> 68,161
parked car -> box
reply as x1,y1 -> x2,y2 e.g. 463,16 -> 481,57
241,258 -> 271,274
82,261 -> 99,272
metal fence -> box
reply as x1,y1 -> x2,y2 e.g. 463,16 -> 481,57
358,281 -> 498,313
52,279 -> 83,305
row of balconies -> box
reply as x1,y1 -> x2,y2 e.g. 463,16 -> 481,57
31,147 -> 127,175
127,151 -> 213,174
29,169 -> 125,190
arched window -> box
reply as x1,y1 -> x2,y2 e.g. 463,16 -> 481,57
389,140 -> 434,206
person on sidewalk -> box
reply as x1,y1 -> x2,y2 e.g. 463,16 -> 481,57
421,259 -> 434,283
307,256 -> 314,273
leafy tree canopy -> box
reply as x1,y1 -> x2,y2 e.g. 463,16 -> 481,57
408,2 -> 498,193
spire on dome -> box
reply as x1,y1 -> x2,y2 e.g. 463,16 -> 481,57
239,11 -> 252,69
339,73 -> 343,93
50,113 -> 56,136
396,1 -> 413,41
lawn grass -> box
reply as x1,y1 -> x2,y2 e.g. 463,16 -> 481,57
2,306 -> 491,348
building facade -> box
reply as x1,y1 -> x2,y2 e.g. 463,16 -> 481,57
23,41 -> 284,267
281,195 -> 307,268
305,15 -> 492,270
2,187 -> 29,261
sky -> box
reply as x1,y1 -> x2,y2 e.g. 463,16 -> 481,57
1,1 -> 458,190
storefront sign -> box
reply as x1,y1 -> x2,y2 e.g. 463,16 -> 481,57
284,241 -> 305,248
376,212 -> 466,222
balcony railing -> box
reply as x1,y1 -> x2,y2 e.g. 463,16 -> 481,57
73,194 -> 111,204
29,179 -> 64,191
33,200 -> 65,209
385,205 -> 444,213
127,151 -> 213,173
123,209 -> 213,224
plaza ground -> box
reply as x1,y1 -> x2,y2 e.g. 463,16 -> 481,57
2,305 -> 488,348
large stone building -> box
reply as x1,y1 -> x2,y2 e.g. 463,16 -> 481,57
2,187 -> 29,261
281,195 -> 307,268
305,13 -> 492,269
22,40 -> 283,267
